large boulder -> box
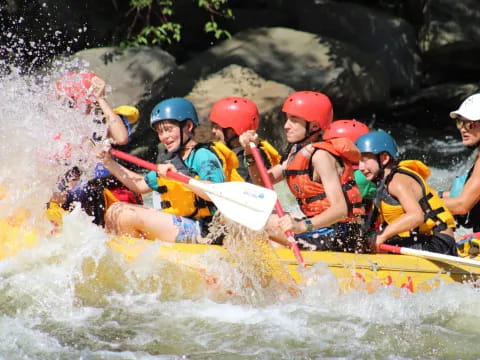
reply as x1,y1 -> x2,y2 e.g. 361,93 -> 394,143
159,27 -> 390,117
184,64 -> 294,150
295,1 -> 421,94
419,0 -> 480,76
72,46 -> 176,108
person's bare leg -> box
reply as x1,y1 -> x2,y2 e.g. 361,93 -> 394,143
105,202 -> 179,241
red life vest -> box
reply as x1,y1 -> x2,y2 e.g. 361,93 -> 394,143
284,138 -> 364,221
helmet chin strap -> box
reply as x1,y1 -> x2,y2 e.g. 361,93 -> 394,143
286,124 -> 322,156
373,154 -> 385,183
295,122 -> 321,146
170,121 -> 193,154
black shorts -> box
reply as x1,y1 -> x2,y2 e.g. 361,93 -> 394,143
386,232 -> 458,256
294,222 -> 365,253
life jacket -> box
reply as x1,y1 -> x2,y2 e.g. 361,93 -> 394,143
456,234 -> 480,257
378,160 -> 456,238
154,145 -> 219,219
203,141 -> 243,182
283,137 -> 364,220
259,139 -> 282,168
233,139 -> 282,182
452,165 -> 480,232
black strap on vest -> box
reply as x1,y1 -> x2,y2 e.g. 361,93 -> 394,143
386,167 -> 449,232
156,145 -> 215,216
283,169 -> 309,176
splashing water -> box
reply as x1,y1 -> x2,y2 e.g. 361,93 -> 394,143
0,64 -> 106,232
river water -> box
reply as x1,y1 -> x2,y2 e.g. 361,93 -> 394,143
1,65 -> 480,360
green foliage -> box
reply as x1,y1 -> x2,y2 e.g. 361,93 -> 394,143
121,0 -> 233,49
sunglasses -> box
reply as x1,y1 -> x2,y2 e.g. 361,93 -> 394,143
456,118 -> 478,131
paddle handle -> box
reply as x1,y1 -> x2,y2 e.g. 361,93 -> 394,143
110,149 -> 191,184
249,143 -> 305,265
378,244 -> 401,254
379,243 -> 480,268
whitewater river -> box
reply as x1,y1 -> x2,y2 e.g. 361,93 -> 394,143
1,67 -> 480,359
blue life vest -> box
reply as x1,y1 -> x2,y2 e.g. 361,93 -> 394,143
449,172 -> 468,197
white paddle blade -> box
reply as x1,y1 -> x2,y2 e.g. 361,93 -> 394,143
189,180 -> 277,231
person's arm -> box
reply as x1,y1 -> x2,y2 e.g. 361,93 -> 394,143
306,150 -> 349,228
375,173 -> 424,249
278,150 -> 348,234
100,151 -> 151,194
443,159 -> 480,215
91,76 -> 129,145
238,130 -> 285,185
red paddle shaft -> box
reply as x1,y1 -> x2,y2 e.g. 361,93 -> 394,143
110,148 -> 189,183
249,143 -> 305,265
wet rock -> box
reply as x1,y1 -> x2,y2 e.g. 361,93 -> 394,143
295,1 -> 421,94
419,0 -> 480,81
73,46 -> 176,107
160,27 -> 390,117
185,64 -> 294,150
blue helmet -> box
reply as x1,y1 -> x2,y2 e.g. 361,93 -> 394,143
355,130 -> 398,158
150,98 -> 199,128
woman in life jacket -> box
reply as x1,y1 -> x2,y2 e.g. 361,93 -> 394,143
239,91 -> 365,252
98,97 -> 225,243
441,94 -> 480,234
209,97 -> 281,182
50,72 -> 142,226
355,131 -> 458,255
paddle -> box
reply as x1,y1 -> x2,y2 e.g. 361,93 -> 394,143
249,143 -> 305,265
457,232 -> 480,242
379,243 -> 480,268
110,149 -> 277,231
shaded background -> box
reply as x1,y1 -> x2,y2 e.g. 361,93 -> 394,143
1,0 -> 479,164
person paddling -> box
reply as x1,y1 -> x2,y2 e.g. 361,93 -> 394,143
441,94 -> 480,234
239,91 -> 365,252
50,72 -> 142,225
355,130 -> 457,255
98,97 -> 226,242
209,97 -> 281,182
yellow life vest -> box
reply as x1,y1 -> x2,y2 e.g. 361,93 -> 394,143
157,177 -> 213,219
378,160 -> 456,237
157,142 -> 229,219
207,141 -> 244,182
154,140 -> 278,217
259,139 -> 282,167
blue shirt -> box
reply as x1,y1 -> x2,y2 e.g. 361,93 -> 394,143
144,146 -> 225,191
184,147 -> 225,183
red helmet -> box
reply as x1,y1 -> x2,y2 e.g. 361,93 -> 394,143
282,91 -> 333,130
323,120 -> 369,142
55,72 -> 97,105
209,97 -> 260,136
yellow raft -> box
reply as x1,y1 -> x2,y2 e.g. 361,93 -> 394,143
105,236 -> 480,294
2,207 -> 480,295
